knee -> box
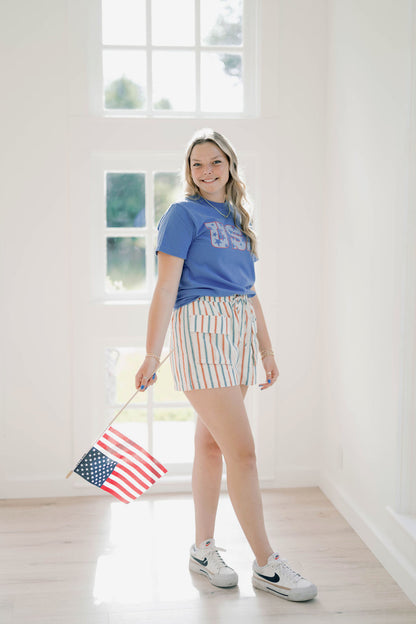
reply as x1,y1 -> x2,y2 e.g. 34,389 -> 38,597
225,444 -> 257,469
194,430 -> 222,459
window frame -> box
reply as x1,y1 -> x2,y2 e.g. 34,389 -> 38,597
97,0 -> 259,118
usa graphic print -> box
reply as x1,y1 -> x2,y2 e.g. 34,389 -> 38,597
74,425 -> 167,503
204,221 -> 249,250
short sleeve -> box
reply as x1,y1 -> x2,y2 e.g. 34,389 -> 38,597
156,203 -> 195,259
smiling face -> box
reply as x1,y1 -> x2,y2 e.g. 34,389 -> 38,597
189,141 -> 230,202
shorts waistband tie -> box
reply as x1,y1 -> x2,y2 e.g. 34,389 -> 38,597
198,294 -> 249,304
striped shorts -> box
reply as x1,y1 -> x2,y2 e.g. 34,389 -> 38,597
170,294 -> 259,391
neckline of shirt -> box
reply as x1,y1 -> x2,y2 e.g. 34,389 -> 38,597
187,196 -> 228,208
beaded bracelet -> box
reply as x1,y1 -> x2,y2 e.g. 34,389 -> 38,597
145,353 -> 161,363
260,349 -> 275,360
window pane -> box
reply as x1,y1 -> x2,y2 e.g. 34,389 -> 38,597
152,0 -> 194,46
154,172 -> 182,226
102,0 -> 146,45
201,0 -> 243,46
153,51 -> 195,111
106,173 -> 145,227
201,52 -> 243,112
105,347 -> 147,407
103,50 -> 146,110
106,237 -> 146,292
153,408 -> 195,463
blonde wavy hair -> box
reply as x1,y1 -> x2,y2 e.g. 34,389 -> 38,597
183,128 -> 258,258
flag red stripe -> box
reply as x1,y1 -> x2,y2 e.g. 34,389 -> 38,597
96,440 -> 156,484
101,484 -> 130,503
105,476 -> 136,501
116,463 -> 149,491
112,468 -> 144,495
105,429 -> 164,477
109,426 -> 168,473
102,432 -> 162,479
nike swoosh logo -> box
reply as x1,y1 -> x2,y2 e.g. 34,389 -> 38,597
191,555 -> 208,567
256,572 -> 280,583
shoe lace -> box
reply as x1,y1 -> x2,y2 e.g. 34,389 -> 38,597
207,546 -> 228,569
274,557 -> 303,582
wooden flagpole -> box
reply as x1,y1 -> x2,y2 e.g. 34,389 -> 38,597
65,351 -> 172,480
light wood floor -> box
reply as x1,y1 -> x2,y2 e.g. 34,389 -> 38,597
1,487 -> 415,624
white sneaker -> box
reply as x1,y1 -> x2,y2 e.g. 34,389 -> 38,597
189,538 -> 238,588
252,552 -> 317,601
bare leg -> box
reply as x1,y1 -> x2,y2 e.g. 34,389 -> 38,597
185,385 -> 273,566
192,385 -> 249,545
192,416 -> 223,545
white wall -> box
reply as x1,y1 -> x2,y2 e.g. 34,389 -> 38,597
272,0 -> 327,485
320,0 -> 416,604
0,0 -> 73,494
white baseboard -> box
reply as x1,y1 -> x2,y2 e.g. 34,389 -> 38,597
0,476 -> 97,500
319,472 -> 416,606
0,466 -> 320,501
273,467 -> 320,488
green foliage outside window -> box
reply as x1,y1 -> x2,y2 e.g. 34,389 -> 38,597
204,0 -> 243,79
107,173 -> 145,228
105,74 -> 145,109
105,75 -> 172,111
106,237 -> 146,291
153,98 -> 173,110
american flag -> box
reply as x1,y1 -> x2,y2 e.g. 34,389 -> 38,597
74,425 -> 167,503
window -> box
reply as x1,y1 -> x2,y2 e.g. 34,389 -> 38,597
100,0 -> 257,116
93,153 -> 182,300
105,172 -> 147,293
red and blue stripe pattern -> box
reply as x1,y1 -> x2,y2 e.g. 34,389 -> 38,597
170,295 -> 258,391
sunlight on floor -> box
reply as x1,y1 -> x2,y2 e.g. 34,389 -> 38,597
92,493 -> 257,608
93,496 -> 202,605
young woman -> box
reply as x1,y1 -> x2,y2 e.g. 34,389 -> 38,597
135,129 -> 317,602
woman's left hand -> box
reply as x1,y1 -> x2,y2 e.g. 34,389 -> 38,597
259,355 -> 279,390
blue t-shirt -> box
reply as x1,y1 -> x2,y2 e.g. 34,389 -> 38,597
156,197 -> 256,308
